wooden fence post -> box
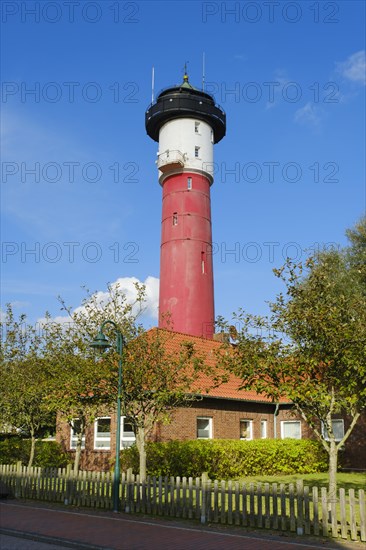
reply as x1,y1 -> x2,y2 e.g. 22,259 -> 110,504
272,483 -> 278,530
339,488 -> 347,539
64,470 -> 74,506
200,472 -> 209,524
125,468 -> 133,514
321,487 -> 328,537
359,490 -> 366,543
227,480 -> 233,525
349,489 -> 357,541
15,461 -> 22,498
289,483 -> 296,532
296,480 -> 304,535
312,486 -> 319,536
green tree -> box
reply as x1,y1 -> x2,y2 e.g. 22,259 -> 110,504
45,282 -> 145,474
218,218 -> 366,502
121,328 -> 209,482
45,284 -> 212,480
0,305 -> 54,467
346,215 -> 366,285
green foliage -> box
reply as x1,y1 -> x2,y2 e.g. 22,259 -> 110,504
1,283 -> 148,472
0,306 -> 55,449
0,437 -> 29,465
44,282 -> 146,427
119,328 -> 213,482
120,439 -> 328,479
123,329 -> 207,428
1,286 -> 211,479
235,472 -> 365,492
0,438 -> 70,468
32,441 -> 71,468
346,215 -> 366,287
216,218 -> 366,500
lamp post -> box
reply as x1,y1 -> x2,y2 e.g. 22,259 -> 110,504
90,320 -> 123,512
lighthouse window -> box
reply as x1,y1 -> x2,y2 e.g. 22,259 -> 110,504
211,130 -> 214,143
194,121 -> 200,134
172,212 -> 178,226
187,177 -> 192,190
201,251 -> 205,274
194,146 -> 200,158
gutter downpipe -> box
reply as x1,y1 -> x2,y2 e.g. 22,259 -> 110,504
274,403 -> 280,438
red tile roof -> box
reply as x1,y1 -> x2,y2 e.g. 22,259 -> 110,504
146,328 -> 290,404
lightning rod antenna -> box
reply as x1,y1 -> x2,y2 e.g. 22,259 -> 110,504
151,66 -> 155,103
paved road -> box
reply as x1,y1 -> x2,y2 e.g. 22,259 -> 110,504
0,501 -> 362,550
0,533 -> 73,550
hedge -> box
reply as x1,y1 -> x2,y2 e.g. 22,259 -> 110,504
120,439 -> 328,479
0,438 -> 71,468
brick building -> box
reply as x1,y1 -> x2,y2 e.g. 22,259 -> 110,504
56,329 -> 365,471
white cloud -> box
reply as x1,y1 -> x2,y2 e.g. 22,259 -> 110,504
0,308 -> 6,323
142,276 -> 159,319
265,72 -> 290,110
10,300 -> 31,309
336,50 -> 366,85
75,276 -> 159,320
37,276 -> 159,327
294,102 -> 321,127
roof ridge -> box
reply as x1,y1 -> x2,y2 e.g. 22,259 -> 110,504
146,327 -> 222,345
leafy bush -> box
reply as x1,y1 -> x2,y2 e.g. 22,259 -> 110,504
0,437 -> 30,465
120,439 -> 328,479
33,441 -> 71,468
0,438 -> 70,468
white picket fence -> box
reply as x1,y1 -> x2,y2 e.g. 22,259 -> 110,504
0,463 -> 365,542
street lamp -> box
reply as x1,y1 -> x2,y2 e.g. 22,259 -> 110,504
90,320 -> 124,512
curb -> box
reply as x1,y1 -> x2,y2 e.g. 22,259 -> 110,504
0,528 -> 113,550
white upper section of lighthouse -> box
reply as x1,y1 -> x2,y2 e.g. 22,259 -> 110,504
156,118 -> 214,185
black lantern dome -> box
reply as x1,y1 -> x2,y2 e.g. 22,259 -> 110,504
145,73 -> 226,143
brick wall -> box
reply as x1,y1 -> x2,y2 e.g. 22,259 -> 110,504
151,398 -> 316,441
56,400 -> 365,471
56,413 -> 112,471
335,414 -> 366,471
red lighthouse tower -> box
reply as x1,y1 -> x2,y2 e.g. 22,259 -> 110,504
145,72 -> 226,339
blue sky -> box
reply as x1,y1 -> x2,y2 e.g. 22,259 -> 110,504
1,0 -> 365,328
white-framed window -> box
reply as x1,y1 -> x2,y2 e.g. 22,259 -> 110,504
240,419 -> 253,440
194,121 -> 200,134
322,419 -> 344,442
281,420 -> 301,439
260,420 -> 267,439
194,146 -> 200,158
70,419 -> 85,450
121,417 -> 136,449
187,177 -> 192,190
92,417 -> 136,451
94,417 -> 111,450
197,417 -> 212,439
172,212 -> 178,226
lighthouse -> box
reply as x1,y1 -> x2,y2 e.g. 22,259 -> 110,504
145,71 -> 226,339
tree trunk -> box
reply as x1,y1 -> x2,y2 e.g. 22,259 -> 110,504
28,428 -> 36,468
73,431 -> 83,474
136,426 -> 147,484
328,439 -> 338,504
